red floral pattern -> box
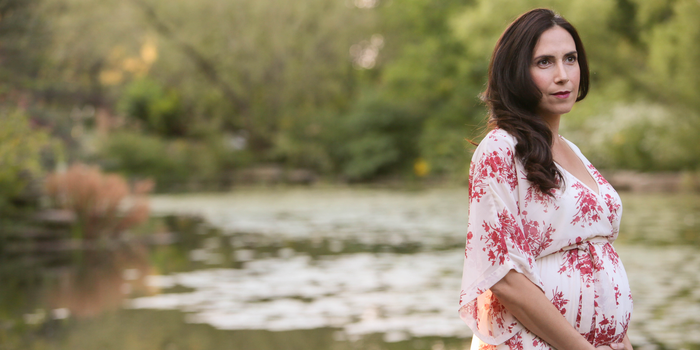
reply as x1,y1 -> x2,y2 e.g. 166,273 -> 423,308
579,313 -> 629,347
570,182 -> 604,227
469,135 -> 518,203
587,164 -> 609,185
604,193 -> 621,226
481,218 -> 511,266
487,292 -> 509,330
601,243 -> 621,273
461,129 -> 632,349
465,229 -> 474,259
531,335 -> 549,350
504,332 -> 524,350
558,247 -> 596,286
521,216 -> 555,257
550,287 -> 569,316
524,186 -> 560,213
481,209 -> 533,267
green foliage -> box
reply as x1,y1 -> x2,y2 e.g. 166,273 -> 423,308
118,79 -> 186,137
448,0 -> 700,172
362,0 -> 483,180
0,0 -> 48,88
38,0 -> 378,148
332,97 -> 423,181
5,0 -> 700,184
644,0 -> 700,110
563,102 -> 700,172
418,107 -> 475,177
0,110 -> 58,211
98,132 -> 246,191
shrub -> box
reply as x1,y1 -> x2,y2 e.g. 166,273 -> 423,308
332,97 -> 423,181
563,102 -> 700,172
417,102 -> 478,181
45,163 -> 153,239
98,131 -> 239,191
118,79 -> 187,137
0,110 -> 59,212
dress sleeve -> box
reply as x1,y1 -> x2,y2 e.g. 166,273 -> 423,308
458,131 -> 544,345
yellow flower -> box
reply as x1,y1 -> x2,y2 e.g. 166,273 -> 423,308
414,158 -> 430,177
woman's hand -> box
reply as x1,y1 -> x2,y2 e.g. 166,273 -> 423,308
622,334 -> 634,350
491,271 -> 634,350
597,341 -> 631,350
491,271 -> 597,350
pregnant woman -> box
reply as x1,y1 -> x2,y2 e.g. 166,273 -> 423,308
459,9 -> 633,350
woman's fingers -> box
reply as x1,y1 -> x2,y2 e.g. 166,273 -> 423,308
596,344 -> 625,350
596,342 -> 628,350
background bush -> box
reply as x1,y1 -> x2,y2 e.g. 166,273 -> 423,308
0,110 -> 60,212
98,132 -> 248,191
118,79 -> 187,138
1,0 -> 699,188
335,97 -> 423,181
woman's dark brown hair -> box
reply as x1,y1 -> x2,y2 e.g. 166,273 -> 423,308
483,8 -> 589,195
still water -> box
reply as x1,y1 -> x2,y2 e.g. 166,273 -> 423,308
1,188 -> 699,350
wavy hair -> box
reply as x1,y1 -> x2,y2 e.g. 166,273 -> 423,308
482,8 -> 589,196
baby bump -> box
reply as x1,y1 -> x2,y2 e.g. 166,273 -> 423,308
535,240 -> 633,346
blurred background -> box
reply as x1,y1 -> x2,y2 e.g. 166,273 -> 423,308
1,0 -> 699,349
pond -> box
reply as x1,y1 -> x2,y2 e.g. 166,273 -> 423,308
1,187 -> 699,350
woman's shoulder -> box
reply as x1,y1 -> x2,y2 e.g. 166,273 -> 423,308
475,128 -> 518,155
470,128 -> 518,166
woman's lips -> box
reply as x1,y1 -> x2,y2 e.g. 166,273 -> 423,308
552,91 -> 571,99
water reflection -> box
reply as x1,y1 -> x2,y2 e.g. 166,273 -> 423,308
0,242 -> 158,347
617,193 -> 700,246
131,251 -> 469,341
146,189 -> 700,349
149,188 -> 470,248
617,245 -> 700,348
48,247 -> 156,318
2,189 -> 700,349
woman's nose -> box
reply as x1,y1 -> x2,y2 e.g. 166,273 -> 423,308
554,61 -> 569,84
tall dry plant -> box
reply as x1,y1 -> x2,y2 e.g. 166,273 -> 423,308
45,163 -> 153,239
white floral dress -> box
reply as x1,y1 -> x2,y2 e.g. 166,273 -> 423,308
459,129 -> 633,349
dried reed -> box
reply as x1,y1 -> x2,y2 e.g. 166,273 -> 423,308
45,163 -> 153,239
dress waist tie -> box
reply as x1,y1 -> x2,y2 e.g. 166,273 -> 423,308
558,236 -> 610,334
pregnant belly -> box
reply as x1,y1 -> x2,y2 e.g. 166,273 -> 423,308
535,240 -> 633,347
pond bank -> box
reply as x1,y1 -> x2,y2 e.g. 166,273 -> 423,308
603,170 -> 700,193
226,166 -> 700,194
2,189 -> 700,349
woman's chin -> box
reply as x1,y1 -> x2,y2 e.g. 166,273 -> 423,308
538,102 -> 576,118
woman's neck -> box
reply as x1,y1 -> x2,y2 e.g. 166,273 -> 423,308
541,113 -> 561,140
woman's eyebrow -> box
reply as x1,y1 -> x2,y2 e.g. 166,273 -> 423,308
533,54 -> 554,61
533,51 -> 578,61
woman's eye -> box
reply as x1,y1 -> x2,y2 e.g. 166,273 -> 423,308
566,56 -> 577,63
537,59 -> 550,66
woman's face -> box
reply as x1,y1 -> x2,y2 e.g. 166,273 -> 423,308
530,26 -> 580,120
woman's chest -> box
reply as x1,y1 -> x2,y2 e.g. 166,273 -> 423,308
515,165 -> 623,257
552,137 -> 601,195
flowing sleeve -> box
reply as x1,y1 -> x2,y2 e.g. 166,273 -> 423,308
458,131 -> 544,345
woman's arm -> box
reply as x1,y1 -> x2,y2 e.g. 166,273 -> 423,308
461,131 -> 626,348
622,334 -> 633,349
491,270 -> 625,350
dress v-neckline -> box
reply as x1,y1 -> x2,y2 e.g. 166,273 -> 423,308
554,136 -> 600,196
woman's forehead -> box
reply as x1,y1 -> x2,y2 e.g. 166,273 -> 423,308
533,26 -> 576,57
